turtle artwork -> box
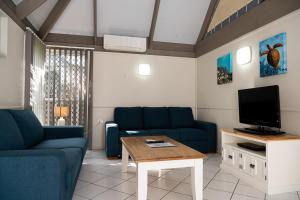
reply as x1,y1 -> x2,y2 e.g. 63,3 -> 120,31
259,32 -> 287,77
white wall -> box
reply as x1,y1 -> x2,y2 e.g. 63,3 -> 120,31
0,10 -> 25,108
92,52 -> 196,149
197,10 -> 300,151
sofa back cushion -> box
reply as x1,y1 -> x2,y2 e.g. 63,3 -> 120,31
9,110 -> 44,148
169,107 -> 194,128
0,110 -> 25,150
114,107 -> 143,130
143,107 -> 169,129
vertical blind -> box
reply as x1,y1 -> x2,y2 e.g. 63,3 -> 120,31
44,48 -> 92,130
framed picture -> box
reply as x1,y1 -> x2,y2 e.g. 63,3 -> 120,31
259,32 -> 287,77
217,53 -> 233,85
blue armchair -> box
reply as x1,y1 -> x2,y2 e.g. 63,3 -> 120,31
105,107 -> 217,157
0,109 -> 88,200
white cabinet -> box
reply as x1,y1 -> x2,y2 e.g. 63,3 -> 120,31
221,129 -> 300,195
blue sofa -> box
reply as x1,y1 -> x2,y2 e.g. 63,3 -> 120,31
105,107 -> 217,157
0,109 -> 88,200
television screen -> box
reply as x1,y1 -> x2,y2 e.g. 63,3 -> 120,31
238,85 -> 281,128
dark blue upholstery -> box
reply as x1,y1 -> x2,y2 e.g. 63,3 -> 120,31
169,107 -> 195,128
0,109 -> 87,200
149,129 -> 180,140
0,110 -> 25,150
144,107 -> 169,129
9,110 -> 44,148
105,107 -> 217,157
114,107 -> 143,130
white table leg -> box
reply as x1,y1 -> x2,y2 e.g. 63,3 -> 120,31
122,144 -> 129,172
137,163 -> 148,200
191,159 -> 203,200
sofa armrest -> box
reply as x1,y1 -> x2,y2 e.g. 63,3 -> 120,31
105,121 -> 120,157
0,149 -> 66,200
194,120 -> 217,152
43,126 -> 84,139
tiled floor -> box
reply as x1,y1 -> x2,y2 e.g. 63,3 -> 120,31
73,151 -> 300,200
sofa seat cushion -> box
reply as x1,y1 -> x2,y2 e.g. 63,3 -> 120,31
181,141 -> 209,153
0,110 -> 25,150
120,130 -> 151,138
148,129 -> 180,141
143,107 -> 170,129
33,138 -> 88,157
169,107 -> 194,128
180,128 -> 208,141
9,110 -> 44,148
115,107 -> 143,130
62,148 -> 82,188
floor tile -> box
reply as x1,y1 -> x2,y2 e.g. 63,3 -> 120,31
203,170 -> 218,181
72,195 -> 88,200
207,179 -> 236,193
94,176 -> 126,188
110,172 -> 136,180
150,178 -> 180,190
161,192 -> 192,200
74,180 -> 90,191
128,175 -> 158,184
266,192 -> 299,200
234,184 -> 265,199
92,189 -> 130,200
145,186 -> 169,200
231,194 -> 263,200
79,170 -> 107,183
173,182 -> 192,196
203,188 -> 232,200
75,184 -> 107,199
161,170 -> 190,181
214,171 -> 239,183
112,181 -> 137,195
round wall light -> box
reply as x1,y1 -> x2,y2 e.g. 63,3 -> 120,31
138,64 -> 151,76
236,46 -> 252,65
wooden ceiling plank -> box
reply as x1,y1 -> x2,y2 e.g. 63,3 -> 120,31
195,0 -> 220,47
16,0 -> 47,19
195,0 -> 300,57
38,0 -> 71,40
148,0 -> 161,49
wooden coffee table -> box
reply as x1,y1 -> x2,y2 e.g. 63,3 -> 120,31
121,136 -> 206,200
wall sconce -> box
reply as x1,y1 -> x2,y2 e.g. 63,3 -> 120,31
237,46 -> 251,65
138,64 -> 151,75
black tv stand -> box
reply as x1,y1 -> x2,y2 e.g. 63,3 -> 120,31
234,127 -> 285,135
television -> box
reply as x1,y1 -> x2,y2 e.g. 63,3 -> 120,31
238,85 -> 281,131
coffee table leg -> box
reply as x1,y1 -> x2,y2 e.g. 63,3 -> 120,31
137,163 -> 148,200
191,159 -> 203,200
122,144 -> 129,172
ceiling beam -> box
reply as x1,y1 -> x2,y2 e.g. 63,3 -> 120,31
0,0 -> 26,30
195,0 -> 300,57
16,0 -> 47,19
148,0 -> 161,48
195,0 -> 220,47
44,33 -> 195,58
38,0 -> 71,40
93,0 -> 98,45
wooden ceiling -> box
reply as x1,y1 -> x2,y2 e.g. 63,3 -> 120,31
1,0 -> 300,57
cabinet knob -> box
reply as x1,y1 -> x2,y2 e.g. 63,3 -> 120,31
250,164 -> 255,169
228,155 -> 233,159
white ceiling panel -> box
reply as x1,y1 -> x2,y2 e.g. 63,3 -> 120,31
98,0 -> 155,37
51,0 -> 94,36
27,0 -> 58,30
153,0 -> 211,44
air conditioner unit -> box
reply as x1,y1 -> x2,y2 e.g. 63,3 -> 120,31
103,35 -> 147,53
0,12 -> 8,57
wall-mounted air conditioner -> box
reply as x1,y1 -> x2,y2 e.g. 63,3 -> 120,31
103,35 -> 147,53
0,11 -> 8,57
